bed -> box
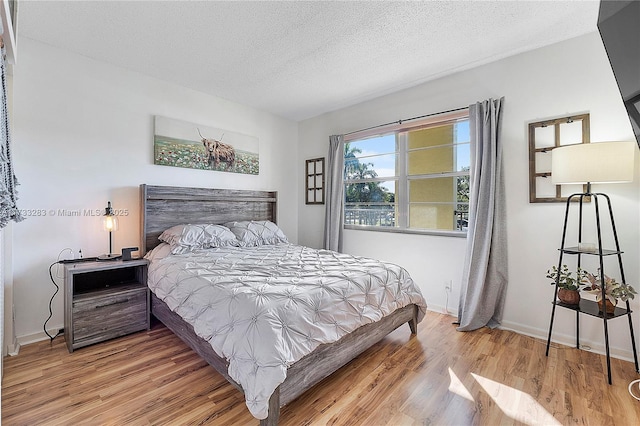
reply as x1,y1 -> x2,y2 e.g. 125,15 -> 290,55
140,184 -> 427,425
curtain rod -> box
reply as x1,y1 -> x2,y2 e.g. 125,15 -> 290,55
343,105 -> 468,136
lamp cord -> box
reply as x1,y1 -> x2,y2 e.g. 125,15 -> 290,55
44,261 -> 62,341
43,248 -> 72,342
630,379 -> 640,401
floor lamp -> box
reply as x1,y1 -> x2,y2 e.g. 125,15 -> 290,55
546,141 -> 638,384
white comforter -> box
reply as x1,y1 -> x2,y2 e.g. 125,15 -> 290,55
147,243 -> 427,419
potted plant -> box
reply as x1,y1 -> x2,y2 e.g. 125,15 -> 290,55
583,270 -> 637,313
546,265 -> 587,305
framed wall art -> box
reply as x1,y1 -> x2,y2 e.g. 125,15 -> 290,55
154,116 -> 259,175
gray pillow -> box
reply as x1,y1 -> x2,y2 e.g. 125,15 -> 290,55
159,224 -> 239,254
224,220 -> 289,247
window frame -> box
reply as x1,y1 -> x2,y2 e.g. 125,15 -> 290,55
343,109 -> 470,237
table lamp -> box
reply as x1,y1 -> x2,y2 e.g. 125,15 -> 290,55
97,201 -> 121,260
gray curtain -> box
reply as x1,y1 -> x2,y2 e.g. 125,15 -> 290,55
457,97 -> 507,331
323,135 -> 344,252
0,45 -> 22,228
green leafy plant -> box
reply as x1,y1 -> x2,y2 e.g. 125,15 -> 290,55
583,270 -> 637,304
546,265 -> 587,291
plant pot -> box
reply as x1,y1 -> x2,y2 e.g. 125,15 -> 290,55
558,288 -> 580,305
598,299 -> 616,314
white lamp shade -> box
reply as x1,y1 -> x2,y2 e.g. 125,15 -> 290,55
551,141 -> 636,184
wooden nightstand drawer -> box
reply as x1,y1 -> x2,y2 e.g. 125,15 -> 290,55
64,259 -> 150,352
73,285 -> 147,346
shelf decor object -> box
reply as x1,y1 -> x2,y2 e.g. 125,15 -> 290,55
545,141 -> 638,384
545,264 -> 586,305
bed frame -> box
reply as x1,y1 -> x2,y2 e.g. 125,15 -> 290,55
140,184 -> 419,425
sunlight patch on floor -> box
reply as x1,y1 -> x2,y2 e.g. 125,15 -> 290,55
448,367 -> 474,401
471,373 -> 561,426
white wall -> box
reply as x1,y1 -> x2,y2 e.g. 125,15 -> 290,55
10,38 -> 299,343
298,32 -> 640,361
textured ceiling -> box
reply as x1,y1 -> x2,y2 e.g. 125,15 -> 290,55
17,1 -> 601,121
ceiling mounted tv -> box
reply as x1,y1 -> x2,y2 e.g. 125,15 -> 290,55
597,0 -> 640,149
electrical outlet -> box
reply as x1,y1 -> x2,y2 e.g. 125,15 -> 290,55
444,280 -> 451,292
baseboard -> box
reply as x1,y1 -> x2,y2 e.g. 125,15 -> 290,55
426,304 -> 458,318
5,335 -> 20,356
15,326 -> 63,352
500,319 -> 636,363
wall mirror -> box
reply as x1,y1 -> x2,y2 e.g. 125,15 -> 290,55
305,157 -> 325,205
528,113 -> 590,203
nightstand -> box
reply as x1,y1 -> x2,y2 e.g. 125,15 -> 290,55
63,258 -> 150,352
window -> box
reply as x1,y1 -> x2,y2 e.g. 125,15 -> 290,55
344,112 -> 470,234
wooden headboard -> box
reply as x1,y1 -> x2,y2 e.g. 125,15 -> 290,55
140,184 -> 277,253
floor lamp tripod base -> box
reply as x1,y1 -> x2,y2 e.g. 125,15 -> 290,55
545,189 -> 639,384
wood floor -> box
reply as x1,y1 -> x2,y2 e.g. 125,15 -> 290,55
3,311 -> 640,425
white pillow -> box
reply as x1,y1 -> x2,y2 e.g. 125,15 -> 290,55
159,224 -> 239,254
224,220 -> 288,247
